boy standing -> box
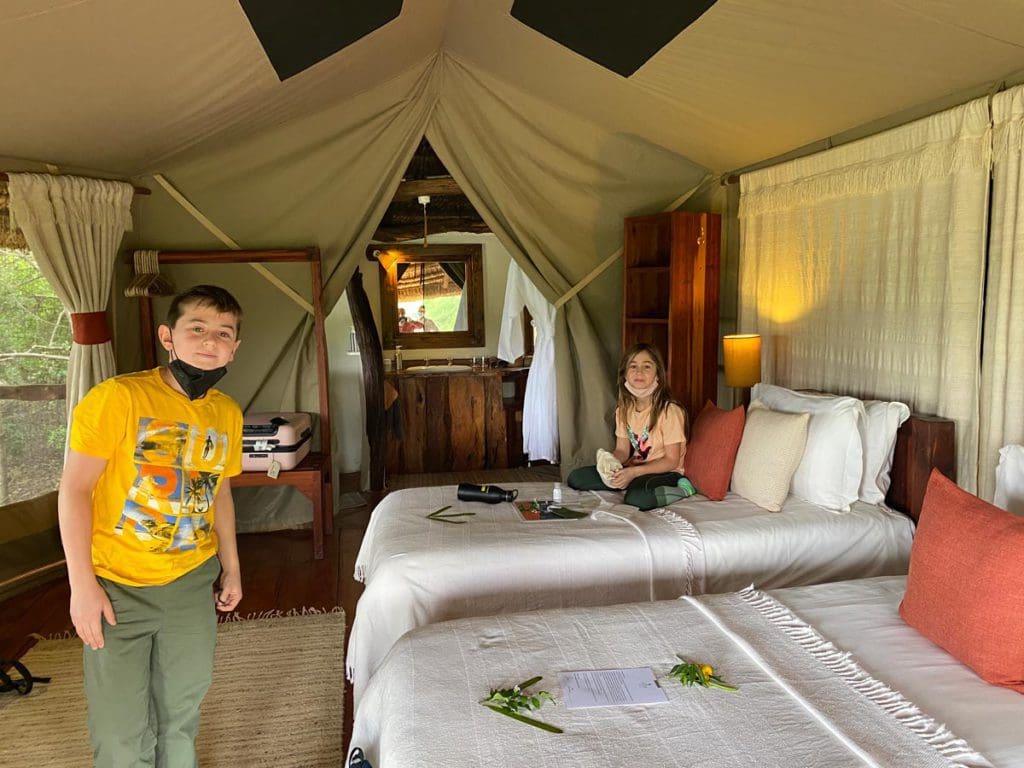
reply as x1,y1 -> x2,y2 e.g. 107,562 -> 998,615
58,285 -> 245,767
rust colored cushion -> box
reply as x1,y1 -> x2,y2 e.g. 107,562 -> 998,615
684,402 -> 746,501
900,469 -> 1024,692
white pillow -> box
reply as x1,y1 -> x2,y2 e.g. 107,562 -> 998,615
751,383 -> 865,512
994,444 -> 1024,516
859,399 -> 911,504
731,402 -> 809,512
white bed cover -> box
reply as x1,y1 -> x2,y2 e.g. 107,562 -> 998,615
350,576 -> 1024,768
682,489 -> 913,593
349,483 -> 913,706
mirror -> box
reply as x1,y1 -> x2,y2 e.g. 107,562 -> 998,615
371,244 -> 485,350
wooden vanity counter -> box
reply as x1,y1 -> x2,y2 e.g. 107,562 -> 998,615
385,367 -> 528,473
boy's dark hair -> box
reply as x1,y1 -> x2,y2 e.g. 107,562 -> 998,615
166,285 -> 243,336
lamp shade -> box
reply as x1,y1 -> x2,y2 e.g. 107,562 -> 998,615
723,334 -> 762,388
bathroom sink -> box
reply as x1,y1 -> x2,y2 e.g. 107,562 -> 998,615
403,364 -> 473,373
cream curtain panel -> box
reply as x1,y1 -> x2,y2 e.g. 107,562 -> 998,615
6,173 -> 134,415
738,99 -> 991,491
979,85 -> 1024,500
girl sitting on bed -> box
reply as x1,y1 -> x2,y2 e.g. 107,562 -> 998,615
567,342 -> 696,510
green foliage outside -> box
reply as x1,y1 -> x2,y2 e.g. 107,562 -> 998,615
0,248 -> 70,506
424,294 -> 463,331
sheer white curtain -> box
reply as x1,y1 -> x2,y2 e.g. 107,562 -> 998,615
979,85 -> 1024,500
497,260 -> 558,463
6,174 -> 133,416
739,98 -> 991,490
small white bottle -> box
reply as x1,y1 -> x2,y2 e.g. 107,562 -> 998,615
394,345 -> 403,372
552,482 -> 563,504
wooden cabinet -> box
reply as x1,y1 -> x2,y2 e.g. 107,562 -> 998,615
623,211 -> 720,420
384,368 -> 528,474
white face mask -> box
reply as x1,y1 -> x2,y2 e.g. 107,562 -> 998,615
624,379 -> 658,399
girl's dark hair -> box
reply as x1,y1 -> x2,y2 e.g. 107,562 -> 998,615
166,285 -> 243,337
617,342 -> 682,433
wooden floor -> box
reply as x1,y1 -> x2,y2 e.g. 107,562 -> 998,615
0,465 -> 560,756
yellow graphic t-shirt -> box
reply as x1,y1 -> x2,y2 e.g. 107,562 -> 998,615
70,368 -> 243,586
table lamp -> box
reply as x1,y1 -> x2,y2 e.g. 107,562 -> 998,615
723,334 -> 761,407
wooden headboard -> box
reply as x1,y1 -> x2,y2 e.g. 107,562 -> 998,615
885,414 -> 956,522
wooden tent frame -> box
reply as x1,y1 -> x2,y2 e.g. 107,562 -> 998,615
136,248 -> 334,559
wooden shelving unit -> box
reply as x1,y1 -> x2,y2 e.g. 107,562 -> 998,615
622,211 -> 721,420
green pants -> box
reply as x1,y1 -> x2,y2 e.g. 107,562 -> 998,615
84,555 -> 220,768
567,465 -> 683,511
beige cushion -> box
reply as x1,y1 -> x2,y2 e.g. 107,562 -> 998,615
731,402 -> 810,512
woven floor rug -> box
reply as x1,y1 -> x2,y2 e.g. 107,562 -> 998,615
0,610 -> 345,767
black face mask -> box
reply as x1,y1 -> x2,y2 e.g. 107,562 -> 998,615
168,357 -> 227,400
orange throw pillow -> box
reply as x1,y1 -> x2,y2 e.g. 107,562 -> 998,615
899,469 -> 1024,692
684,402 -> 745,501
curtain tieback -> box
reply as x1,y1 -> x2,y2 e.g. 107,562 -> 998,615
70,311 -> 111,345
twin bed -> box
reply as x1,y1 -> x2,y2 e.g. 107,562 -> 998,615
350,574 -> 1024,767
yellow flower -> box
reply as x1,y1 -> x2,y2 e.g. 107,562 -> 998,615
700,665 -> 714,678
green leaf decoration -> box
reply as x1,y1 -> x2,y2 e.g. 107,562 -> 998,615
668,657 -> 738,692
482,704 -> 564,734
481,676 -> 561,733
426,505 -> 477,524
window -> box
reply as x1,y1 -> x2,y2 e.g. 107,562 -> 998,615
0,248 -> 70,505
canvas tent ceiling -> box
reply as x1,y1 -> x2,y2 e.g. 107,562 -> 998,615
4,0 -> 1024,177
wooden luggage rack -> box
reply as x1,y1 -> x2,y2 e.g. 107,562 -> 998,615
136,248 -> 334,559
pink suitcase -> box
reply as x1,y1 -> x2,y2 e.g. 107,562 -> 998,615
242,412 -> 314,472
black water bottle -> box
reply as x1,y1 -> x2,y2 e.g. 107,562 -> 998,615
457,482 -> 518,503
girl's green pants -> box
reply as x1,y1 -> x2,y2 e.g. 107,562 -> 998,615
567,465 -> 683,511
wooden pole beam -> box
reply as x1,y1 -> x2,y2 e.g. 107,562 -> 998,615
372,220 -> 491,243
392,177 -> 463,201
